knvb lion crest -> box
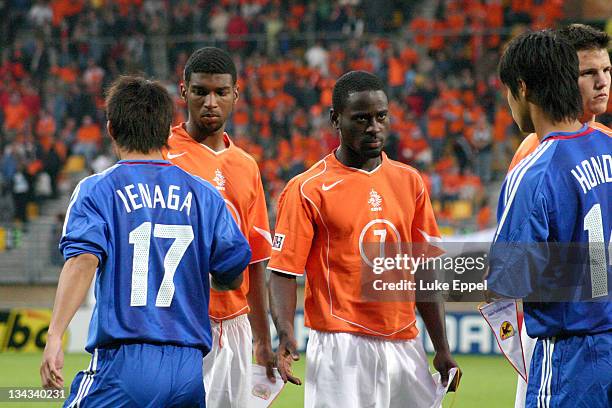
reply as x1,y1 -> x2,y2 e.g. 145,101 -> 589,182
369,188 -> 382,212
500,321 -> 515,340
213,169 -> 226,191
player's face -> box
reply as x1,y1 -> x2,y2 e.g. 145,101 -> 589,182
181,73 -> 238,136
334,90 -> 389,160
577,48 -> 611,119
506,86 -> 534,134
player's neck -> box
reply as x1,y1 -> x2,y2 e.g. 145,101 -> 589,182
534,121 -> 584,141
118,149 -> 164,161
335,146 -> 381,171
185,121 -> 227,151
531,108 -> 583,141
580,113 -> 596,124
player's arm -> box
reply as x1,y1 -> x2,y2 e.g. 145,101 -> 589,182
209,196 -> 251,290
41,253 -> 98,389
416,301 -> 458,387
246,171 -> 275,380
267,177 -> 313,385
211,273 -> 243,291
411,180 -> 458,386
247,261 -> 275,381
269,271 -> 301,385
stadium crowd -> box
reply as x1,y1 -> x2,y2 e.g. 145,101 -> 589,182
1,0 -> 609,234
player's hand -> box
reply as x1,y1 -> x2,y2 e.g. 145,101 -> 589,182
40,335 -> 64,389
275,334 -> 301,385
254,339 -> 276,383
433,350 -> 458,388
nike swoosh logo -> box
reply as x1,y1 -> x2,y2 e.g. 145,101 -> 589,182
167,152 -> 187,159
322,179 -> 344,191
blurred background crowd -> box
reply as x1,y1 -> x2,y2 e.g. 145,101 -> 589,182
1,0 -> 611,254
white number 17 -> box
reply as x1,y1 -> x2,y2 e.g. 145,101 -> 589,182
584,204 -> 611,298
129,222 -> 194,307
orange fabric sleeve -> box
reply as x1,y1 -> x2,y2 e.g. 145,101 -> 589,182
268,178 -> 315,276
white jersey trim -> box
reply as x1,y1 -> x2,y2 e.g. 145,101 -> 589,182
209,304 -> 249,321
249,256 -> 271,265
494,141 -> 554,243
268,266 -> 303,277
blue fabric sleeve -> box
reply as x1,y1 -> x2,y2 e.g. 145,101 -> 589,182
208,199 -> 252,285
60,181 -> 108,263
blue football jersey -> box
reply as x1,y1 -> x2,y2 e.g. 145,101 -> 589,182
487,124 -> 612,338
60,160 -> 251,353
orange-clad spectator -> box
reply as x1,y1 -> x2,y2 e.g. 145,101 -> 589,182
426,100 -> 447,160
51,63 -> 79,84
51,0 -> 84,27
446,11 -> 465,36
73,115 -> 101,162
476,199 -> 492,230
410,17 -> 429,46
388,52 -> 405,99
430,20 -> 446,51
400,46 -> 418,68
36,110 -> 57,139
3,93 -> 29,133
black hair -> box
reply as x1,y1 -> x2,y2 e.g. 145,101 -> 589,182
332,71 -> 385,113
105,76 -> 173,153
557,24 -> 610,52
499,30 -> 583,123
183,47 -> 237,84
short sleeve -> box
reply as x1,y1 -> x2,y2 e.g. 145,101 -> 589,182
60,182 -> 108,263
486,189 -> 550,299
209,199 -> 252,285
247,171 -> 272,263
267,179 -> 315,277
411,183 -> 441,243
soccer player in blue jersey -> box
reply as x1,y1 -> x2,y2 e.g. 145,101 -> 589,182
486,30 -> 612,408
40,76 -> 252,407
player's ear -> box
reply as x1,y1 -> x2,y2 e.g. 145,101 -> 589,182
107,120 -> 115,139
330,109 -> 340,131
518,79 -> 527,100
233,83 -> 239,103
180,82 -> 187,101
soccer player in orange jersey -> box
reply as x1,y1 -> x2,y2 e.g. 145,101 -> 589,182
506,25 -> 611,408
268,71 -> 458,407
164,47 -> 274,407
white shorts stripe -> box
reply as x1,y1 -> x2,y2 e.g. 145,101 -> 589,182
68,352 -> 94,408
545,338 -> 555,408
537,339 -> 548,408
69,349 -> 98,408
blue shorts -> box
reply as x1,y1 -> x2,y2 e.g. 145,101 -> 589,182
63,343 -> 205,408
525,332 -> 612,408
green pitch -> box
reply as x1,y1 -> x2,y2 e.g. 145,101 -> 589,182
0,353 -> 516,407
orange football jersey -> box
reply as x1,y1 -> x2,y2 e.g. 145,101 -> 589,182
508,133 -> 540,171
268,151 -> 441,340
165,124 -> 272,320
508,123 -> 612,171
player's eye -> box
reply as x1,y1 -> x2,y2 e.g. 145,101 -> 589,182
377,113 -> 388,121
